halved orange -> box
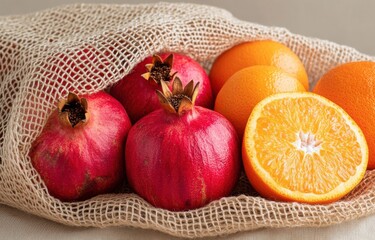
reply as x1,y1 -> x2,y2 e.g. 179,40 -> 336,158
242,92 -> 368,204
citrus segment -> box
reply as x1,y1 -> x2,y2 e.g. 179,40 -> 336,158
209,40 -> 309,95
242,92 -> 368,203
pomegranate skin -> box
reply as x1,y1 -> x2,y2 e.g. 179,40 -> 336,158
110,53 -> 213,123
29,91 -> 132,201
125,107 -> 240,211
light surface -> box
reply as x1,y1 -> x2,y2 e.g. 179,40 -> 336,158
1,0 -> 375,55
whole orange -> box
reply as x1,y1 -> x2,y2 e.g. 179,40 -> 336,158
313,61 -> 375,169
209,40 -> 309,95
214,65 -> 306,139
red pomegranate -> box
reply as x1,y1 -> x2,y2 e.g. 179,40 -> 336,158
29,91 -> 131,201
125,78 -> 240,211
110,53 -> 213,123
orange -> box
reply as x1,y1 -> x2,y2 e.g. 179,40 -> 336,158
313,61 -> 375,169
209,40 -> 309,95
242,92 -> 368,204
214,65 -> 305,139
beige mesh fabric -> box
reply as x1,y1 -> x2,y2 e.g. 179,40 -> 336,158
1,2 -> 375,238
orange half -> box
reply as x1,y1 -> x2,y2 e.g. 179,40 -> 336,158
242,92 -> 368,204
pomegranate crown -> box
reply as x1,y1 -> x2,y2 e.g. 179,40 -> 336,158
141,54 -> 177,84
58,92 -> 89,128
156,77 -> 199,115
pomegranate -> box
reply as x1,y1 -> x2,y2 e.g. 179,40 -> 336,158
29,91 -> 131,201
125,78 -> 240,211
110,53 -> 213,123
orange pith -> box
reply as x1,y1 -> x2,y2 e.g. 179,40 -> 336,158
242,92 -> 368,204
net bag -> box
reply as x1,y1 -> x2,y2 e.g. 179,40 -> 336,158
1,3 -> 375,238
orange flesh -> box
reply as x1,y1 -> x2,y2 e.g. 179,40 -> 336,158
255,97 -> 362,194
243,93 -> 368,203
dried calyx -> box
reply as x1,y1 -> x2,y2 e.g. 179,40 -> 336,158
141,54 -> 177,84
156,77 -> 199,115
58,92 -> 89,128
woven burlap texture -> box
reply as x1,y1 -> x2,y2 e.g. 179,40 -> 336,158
1,2 -> 375,238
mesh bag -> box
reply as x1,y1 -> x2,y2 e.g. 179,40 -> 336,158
1,2 -> 375,238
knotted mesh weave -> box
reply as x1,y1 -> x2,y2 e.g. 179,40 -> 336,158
1,3 -> 375,238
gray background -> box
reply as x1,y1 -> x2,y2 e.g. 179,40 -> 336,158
1,0 -> 375,55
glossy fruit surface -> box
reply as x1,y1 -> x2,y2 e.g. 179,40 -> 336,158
214,65 -> 305,139
125,79 -> 240,211
242,92 -> 368,204
209,40 -> 309,95
30,91 -> 132,201
313,61 -> 375,169
110,53 -> 213,123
